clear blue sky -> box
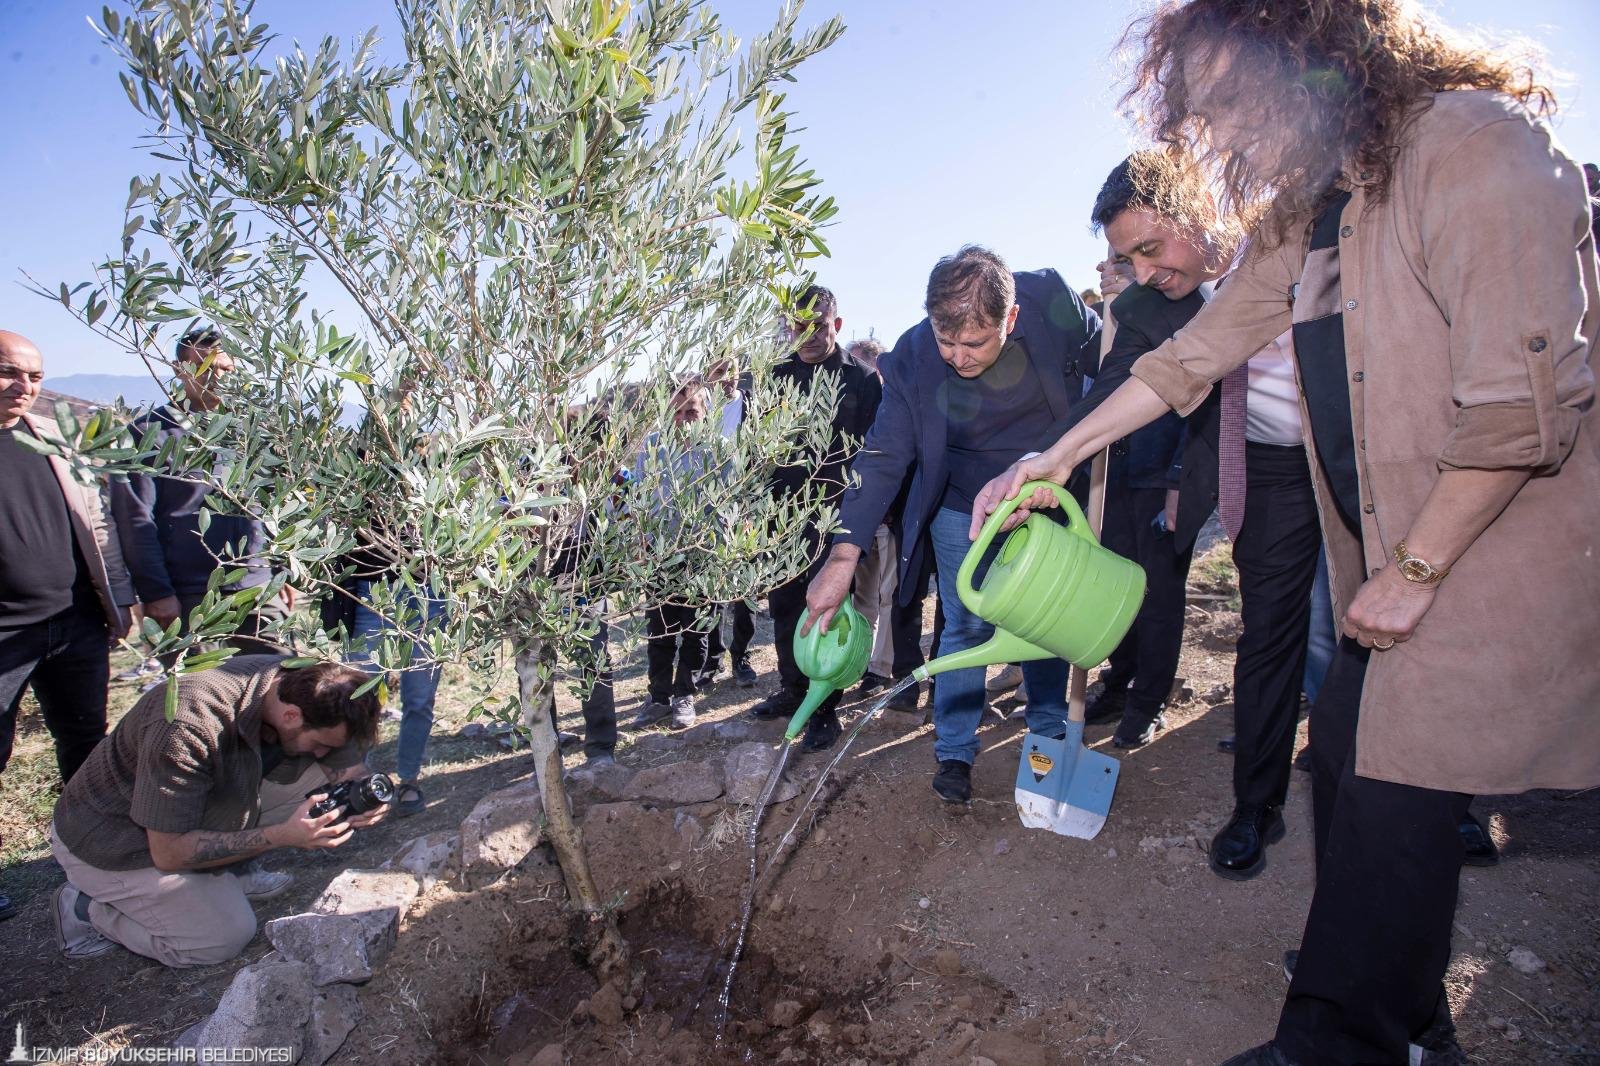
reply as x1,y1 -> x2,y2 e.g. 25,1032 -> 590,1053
2,0 -> 1597,379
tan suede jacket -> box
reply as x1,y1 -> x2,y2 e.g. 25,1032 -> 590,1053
1130,91 -> 1599,794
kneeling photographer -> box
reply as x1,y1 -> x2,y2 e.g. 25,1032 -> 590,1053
49,656 -> 387,967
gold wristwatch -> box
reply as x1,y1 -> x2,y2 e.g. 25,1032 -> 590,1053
1393,539 -> 1449,587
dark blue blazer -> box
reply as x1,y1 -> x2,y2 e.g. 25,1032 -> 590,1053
835,269 -> 1100,603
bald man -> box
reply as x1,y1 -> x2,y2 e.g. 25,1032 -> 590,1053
0,332 -> 136,916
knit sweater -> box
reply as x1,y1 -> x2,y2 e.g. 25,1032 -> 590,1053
52,655 -> 363,871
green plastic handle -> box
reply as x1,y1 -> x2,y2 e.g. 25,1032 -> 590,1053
956,479 -> 1089,616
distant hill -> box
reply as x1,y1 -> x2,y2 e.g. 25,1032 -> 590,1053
45,373 -> 170,409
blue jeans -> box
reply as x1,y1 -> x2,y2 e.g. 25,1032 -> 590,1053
1302,550 -> 1336,704
351,579 -> 445,782
928,507 -> 1069,764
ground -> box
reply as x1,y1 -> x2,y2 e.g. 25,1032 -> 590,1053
1,546 -> 1596,1065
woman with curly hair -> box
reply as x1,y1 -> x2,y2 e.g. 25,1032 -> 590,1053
973,2 -> 1599,1063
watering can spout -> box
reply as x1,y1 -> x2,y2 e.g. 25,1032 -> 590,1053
913,628 -> 1054,683
784,683 -> 832,742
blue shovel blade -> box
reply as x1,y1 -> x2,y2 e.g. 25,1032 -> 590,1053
1013,723 -> 1120,839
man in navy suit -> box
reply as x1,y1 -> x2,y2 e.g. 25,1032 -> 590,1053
802,246 -> 1100,803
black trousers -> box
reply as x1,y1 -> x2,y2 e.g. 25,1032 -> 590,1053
645,604 -> 707,701
704,601 -> 754,667
888,545 -> 942,677
1276,637 -> 1470,1064
0,603 -> 111,781
1232,443 -> 1323,810
1099,483 -> 1195,721
569,619 -> 617,758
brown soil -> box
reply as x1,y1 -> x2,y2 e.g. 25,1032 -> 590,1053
2,593 -> 1597,1065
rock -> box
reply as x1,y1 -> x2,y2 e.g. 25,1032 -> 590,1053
182,957 -> 313,1058
974,1030 -> 1057,1066
624,759 -> 725,804
952,994 -> 975,1012
1506,946 -> 1546,974
387,830 -> 459,890
312,868 -> 420,920
510,1043 -> 565,1066
631,732 -> 678,754
588,980 -> 625,1026
303,983 -> 360,1066
1165,844 -> 1194,866
673,810 -> 705,849
768,999 -> 809,1028
460,779 -> 545,872
945,1022 -> 978,1059
1201,683 -> 1232,705
566,760 -> 635,799
918,896 -> 932,909
1105,847 -> 1117,859
265,910 -> 398,985
806,1017 -> 834,1042
992,838 -> 1010,856
714,718 -> 777,741
458,721 -> 491,739
1487,1016 -> 1507,1030
723,742 -> 802,806
934,948 -> 963,975
971,1058 -> 999,1066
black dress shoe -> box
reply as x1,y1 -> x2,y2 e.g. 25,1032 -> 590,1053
1219,1043 -> 1299,1066
932,760 -> 972,803
886,680 -> 921,712
1209,805 -> 1286,880
749,690 -> 801,720
801,708 -> 841,753
1217,733 -> 1238,753
855,672 -> 889,698
1458,812 -> 1499,867
1085,684 -> 1128,724
733,659 -> 758,688
1112,712 -> 1166,750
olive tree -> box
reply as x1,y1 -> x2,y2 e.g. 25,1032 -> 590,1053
41,0 -> 846,975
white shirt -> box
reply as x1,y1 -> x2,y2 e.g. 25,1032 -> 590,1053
717,389 -> 744,439
1245,329 -> 1303,446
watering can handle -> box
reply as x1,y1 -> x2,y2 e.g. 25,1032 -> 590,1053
957,480 -> 1093,614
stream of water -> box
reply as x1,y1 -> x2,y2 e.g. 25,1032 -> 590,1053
711,675 -> 920,1043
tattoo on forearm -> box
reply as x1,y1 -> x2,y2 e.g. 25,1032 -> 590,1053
189,830 -> 273,866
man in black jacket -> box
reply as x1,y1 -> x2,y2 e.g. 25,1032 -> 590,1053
803,248 -> 1100,802
111,328 -> 290,657
748,287 -> 882,752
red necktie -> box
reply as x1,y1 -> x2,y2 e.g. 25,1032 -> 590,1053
1218,364 -> 1248,541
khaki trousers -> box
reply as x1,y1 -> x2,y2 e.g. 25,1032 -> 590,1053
852,524 -> 898,679
50,762 -> 330,968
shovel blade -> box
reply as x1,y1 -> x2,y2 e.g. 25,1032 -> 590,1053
1013,727 -> 1120,840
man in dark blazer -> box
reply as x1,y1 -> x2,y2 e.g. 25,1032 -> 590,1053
803,246 -> 1101,803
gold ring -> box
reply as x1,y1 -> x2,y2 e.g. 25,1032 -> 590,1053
1374,638 -> 1395,650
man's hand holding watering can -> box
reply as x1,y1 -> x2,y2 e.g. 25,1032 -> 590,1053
801,543 -> 862,636
968,449 -> 1080,539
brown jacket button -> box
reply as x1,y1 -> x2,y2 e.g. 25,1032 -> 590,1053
1340,225 -> 1353,238
1352,371 -> 1365,382
1529,337 -> 1548,353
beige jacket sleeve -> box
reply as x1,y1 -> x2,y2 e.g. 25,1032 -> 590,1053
1128,237 -> 1302,415
1419,117 -> 1597,472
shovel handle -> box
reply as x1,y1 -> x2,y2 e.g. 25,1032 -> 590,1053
1069,310 -> 1117,726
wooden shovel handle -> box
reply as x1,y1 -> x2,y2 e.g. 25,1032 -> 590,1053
1067,309 -> 1116,726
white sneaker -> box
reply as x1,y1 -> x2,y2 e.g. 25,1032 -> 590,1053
984,663 -> 1024,695
53,884 -> 116,959
669,695 -> 696,730
236,863 -> 295,902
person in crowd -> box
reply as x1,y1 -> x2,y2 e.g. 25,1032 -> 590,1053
697,358 -> 757,690
49,656 -> 385,966
974,2 -> 1598,1061
1081,152 -> 1229,751
0,331 -> 138,922
1,330 -> 136,784
749,287 -> 883,752
630,380 -> 717,731
1081,287 -> 1105,319
112,327 -> 293,659
804,248 -> 1101,802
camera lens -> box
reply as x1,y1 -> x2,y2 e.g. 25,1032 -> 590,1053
347,773 -> 396,815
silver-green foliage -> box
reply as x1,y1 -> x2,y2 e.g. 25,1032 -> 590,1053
46,0 -> 849,692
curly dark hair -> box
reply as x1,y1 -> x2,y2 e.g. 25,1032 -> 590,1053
1121,0 -> 1556,247
276,661 -> 382,748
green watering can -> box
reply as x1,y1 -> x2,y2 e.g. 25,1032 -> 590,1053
785,600 -> 873,741
788,480 -> 1146,836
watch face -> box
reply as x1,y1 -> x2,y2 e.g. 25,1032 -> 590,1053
1399,558 -> 1433,582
